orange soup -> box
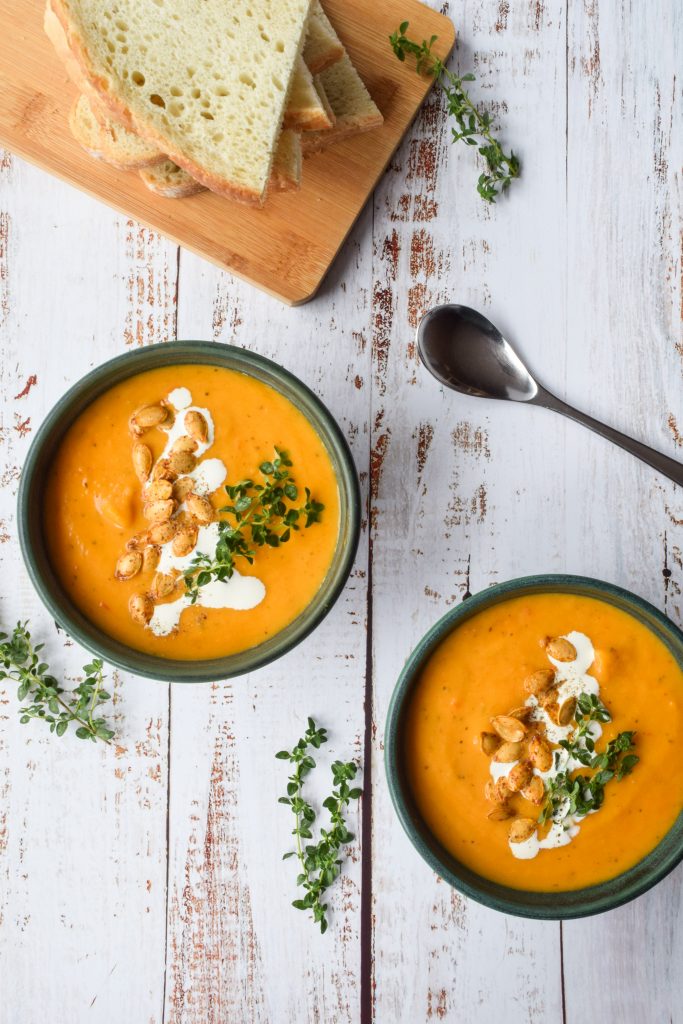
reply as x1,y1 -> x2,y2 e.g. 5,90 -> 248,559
44,364 -> 340,660
404,593 -> 683,891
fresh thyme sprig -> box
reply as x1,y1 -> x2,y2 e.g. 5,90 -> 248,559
389,21 -> 520,202
538,692 -> 638,825
184,448 -> 324,603
0,622 -> 114,743
276,718 -> 362,934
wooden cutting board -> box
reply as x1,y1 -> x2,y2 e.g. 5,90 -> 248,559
0,0 -> 454,305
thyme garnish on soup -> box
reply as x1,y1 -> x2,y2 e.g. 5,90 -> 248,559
183,448 -> 325,604
538,693 -> 638,826
481,632 -> 639,857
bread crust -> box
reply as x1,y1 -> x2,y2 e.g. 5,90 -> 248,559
283,108 -> 333,132
300,116 -> 383,156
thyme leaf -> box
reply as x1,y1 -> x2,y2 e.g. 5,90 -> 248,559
0,622 -> 114,744
277,718 -> 362,934
184,448 -> 324,604
538,691 -> 638,826
389,21 -> 521,202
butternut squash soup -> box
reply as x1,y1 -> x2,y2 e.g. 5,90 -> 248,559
404,593 -> 683,891
43,365 -> 340,660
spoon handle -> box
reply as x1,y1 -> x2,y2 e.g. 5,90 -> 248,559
536,391 -> 683,487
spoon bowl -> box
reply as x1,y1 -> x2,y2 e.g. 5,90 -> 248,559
417,304 -> 539,402
417,302 -> 682,487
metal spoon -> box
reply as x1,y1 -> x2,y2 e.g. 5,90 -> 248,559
417,303 -> 682,487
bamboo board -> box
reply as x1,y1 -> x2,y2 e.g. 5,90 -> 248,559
0,0 -> 454,305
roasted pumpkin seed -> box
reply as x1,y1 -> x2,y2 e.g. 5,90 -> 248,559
545,636 -> 577,662
142,544 -> 161,574
184,409 -> 209,443
129,592 -> 153,625
129,404 -> 168,436
185,492 -> 214,524
172,526 -> 198,557
115,550 -> 142,581
132,442 -> 153,483
521,775 -> 545,805
151,572 -> 176,600
480,731 -> 501,756
507,760 -> 534,793
508,817 -> 537,843
493,740 -> 523,763
168,450 -> 197,475
491,714 -> 527,743
172,476 -> 194,503
143,498 -> 176,524
523,667 -> 556,695
528,734 -> 553,772
487,804 -> 514,822
143,479 -> 173,503
148,520 -> 176,545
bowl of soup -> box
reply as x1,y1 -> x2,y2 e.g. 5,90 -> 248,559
18,341 -> 360,682
385,575 -> 683,918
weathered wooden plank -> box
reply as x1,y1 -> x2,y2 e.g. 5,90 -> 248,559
369,0 -> 570,1019
0,0 -> 680,1016
562,1 -> 682,1019
0,156 -> 175,1023
164,213 -> 372,1023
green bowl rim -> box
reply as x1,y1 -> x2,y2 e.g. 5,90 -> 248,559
17,340 -> 361,683
385,573 -> 683,919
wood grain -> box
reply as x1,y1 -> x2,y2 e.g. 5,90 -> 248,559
0,0 -> 681,1020
0,0 -> 454,306
0,156 -> 177,1023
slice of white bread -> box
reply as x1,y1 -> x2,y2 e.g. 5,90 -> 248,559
70,90 -> 302,192
69,94 -> 165,169
304,2 -> 344,74
48,2 -> 329,139
47,0 -> 312,204
140,160 -> 206,198
302,54 -> 383,156
141,131 -> 302,198
283,56 -> 334,131
270,129 -> 302,191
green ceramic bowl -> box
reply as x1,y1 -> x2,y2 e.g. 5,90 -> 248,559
18,341 -> 360,683
385,574 -> 683,919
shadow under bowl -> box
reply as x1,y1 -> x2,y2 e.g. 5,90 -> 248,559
385,574 -> 683,919
18,341 -> 360,683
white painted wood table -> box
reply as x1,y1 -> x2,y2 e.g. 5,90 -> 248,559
0,1 -> 680,1021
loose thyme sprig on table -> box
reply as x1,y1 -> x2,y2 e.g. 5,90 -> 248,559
184,448 -> 324,604
538,692 -> 638,826
389,21 -> 520,202
0,622 -> 114,743
276,718 -> 362,934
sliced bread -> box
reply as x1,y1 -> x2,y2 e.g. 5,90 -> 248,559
70,90 -> 302,190
69,94 -> 165,169
304,2 -> 345,74
283,56 -> 334,131
49,0 -> 329,139
141,131 -> 302,199
302,54 -> 383,156
140,160 -> 206,198
270,129 -> 302,192
48,0 -> 313,204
